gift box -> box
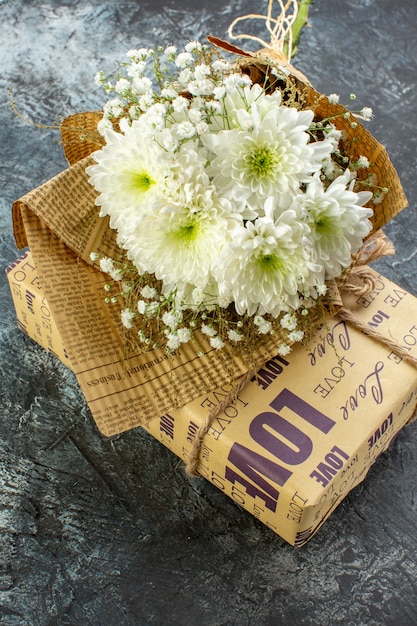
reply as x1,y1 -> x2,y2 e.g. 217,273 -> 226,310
6,249 -> 417,545
8,13 -> 416,544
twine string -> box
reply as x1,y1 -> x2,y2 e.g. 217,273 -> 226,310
227,0 -> 298,61
185,368 -> 258,476
337,306 -> 417,369
339,230 -> 396,297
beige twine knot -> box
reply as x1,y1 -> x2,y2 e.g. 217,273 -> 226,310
337,231 -> 417,370
339,229 -> 396,297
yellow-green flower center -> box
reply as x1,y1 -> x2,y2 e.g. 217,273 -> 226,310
258,253 -> 284,273
131,171 -> 155,192
314,214 -> 340,236
169,219 -> 200,248
247,146 -> 280,178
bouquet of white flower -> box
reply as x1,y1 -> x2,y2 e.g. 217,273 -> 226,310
70,1 -> 401,361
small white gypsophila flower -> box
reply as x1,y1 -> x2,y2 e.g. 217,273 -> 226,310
137,300 -> 147,314
131,76 -> 152,95
213,85 -> 226,100
188,107 -> 202,124
126,48 -> 149,61
175,51 -> 194,68
164,45 -> 177,58
174,121 -> 196,139
167,333 -> 181,351
185,41 -> 203,53
201,323 -> 217,337
95,71 -> 106,86
138,93 -> 154,112
192,287 -> 205,305
172,96 -> 189,113
288,330 -> 304,342
162,310 -> 181,330
100,257 -> 115,274
161,87 -> 177,100
224,73 -> 252,90
280,313 -> 297,331
212,59 -> 231,72
177,327 -> 192,343
178,68 -> 193,85
228,329 -> 243,342
97,118 -> 113,136
141,285 -> 158,299
138,329 -> 148,343
360,107 -> 373,120
270,66 -> 283,77
126,61 -> 147,79
115,78 -> 131,95
328,93 -> 340,104
121,308 -> 136,329
210,335 -> 225,350
254,315 -> 272,334
323,124 -> 342,151
188,78 -> 214,97
109,267 -> 123,281
196,121 -> 209,135
194,63 -> 211,80
278,342 -> 291,356
357,155 -> 370,168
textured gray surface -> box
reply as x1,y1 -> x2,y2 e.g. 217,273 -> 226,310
1,1 -> 417,624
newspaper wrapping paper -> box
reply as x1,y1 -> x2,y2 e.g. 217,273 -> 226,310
6,251 -> 417,545
11,59 -> 408,436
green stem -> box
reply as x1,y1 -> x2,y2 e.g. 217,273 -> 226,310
285,0 -> 314,58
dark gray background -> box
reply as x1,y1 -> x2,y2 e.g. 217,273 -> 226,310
1,1 -> 417,624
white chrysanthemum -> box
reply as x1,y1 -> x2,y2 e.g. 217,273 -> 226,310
203,104 -> 332,217
122,145 -> 240,291
86,123 -> 178,232
299,171 -> 373,278
213,205 -> 318,317
214,82 -> 282,131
